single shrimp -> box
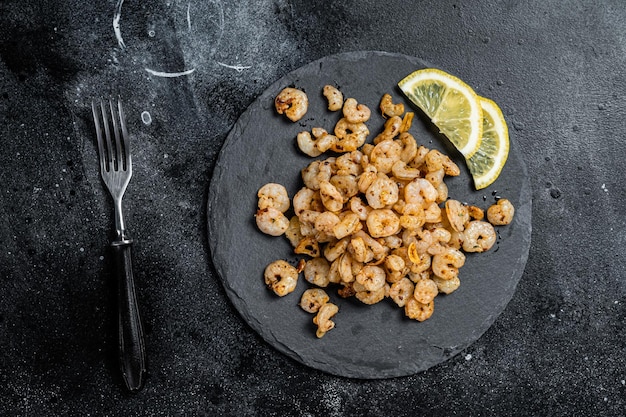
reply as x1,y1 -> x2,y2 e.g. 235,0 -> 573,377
303,257 -> 331,287
332,211 -> 362,239
264,260 -> 298,296
332,118 -> 369,152
487,198 -> 515,226
330,174 -> 359,202
300,288 -> 330,313
379,93 -> 405,118
404,178 -> 438,207
255,207 -> 290,236
355,265 -> 386,291
301,159 -> 333,191
384,254 -> 407,283
257,183 -> 290,213
314,211 -> 340,235
391,160 -> 420,180
370,139 -> 403,174
366,209 -> 401,238
357,164 -> 378,193
389,277 -> 414,307
285,216 -> 304,247
462,220 -> 497,252
324,236 -> 350,262
398,132 -> 418,163
335,151 -> 363,176
445,199 -> 470,232
432,275 -> 460,295
355,285 -> 388,305
296,131 -> 323,157
431,247 -> 466,280
275,87 -> 308,122
404,298 -> 434,321
293,187 -> 323,216
349,196 -> 372,221
323,85 -> 343,111
313,302 -> 339,338
311,127 -> 338,152
365,174 -> 399,209
373,116 -> 402,144
319,180 -> 344,212
342,98 -> 371,123
413,278 -> 438,304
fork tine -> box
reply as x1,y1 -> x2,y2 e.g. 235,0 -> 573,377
109,99 -> 124,171
117,99 -> 132,171
92,101 -> 108,174
99,100 -> 114,171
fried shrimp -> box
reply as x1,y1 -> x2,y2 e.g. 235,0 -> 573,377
342,98 -> 371,123
355,265 -> 386,292
258,183 -> 290,213
432,247 -> 465,280
332,118 -> 369,152
487,198 -> 515,226
257,87 -> 517,334
389,277 -> 414,307
313,302 -> 339,338
379,93 -> 405,118
365,174 -> 399,209
366,209 -> 401,238
275,87 -> 308,122
323,85 -> 343,111
264,260 -> 298,296
303,257 -> 331,287
462,220 -> 497,252
256,207 -> 290,236
300,288 -> 330,313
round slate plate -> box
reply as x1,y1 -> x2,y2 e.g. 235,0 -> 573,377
207,51 -> 532,379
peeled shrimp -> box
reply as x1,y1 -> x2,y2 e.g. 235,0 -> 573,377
257,183 -> 290,213
303,257 -> 331,287
413,278 -> 438,304
431,247 -> 466,280
275,87 -> 308,122
379,93 -> 405,118
300,288 -> 330,313
264,260 -> 298,296
370,139 -> 403,174
355,265 -> 386,292
365,174 -> 399,209
319,181 -> 344,212
332,118 -> 369,152
389,277 -> 414,307
404,178 -> 438,207
462,220 -> 497,252
256,207 -> 290,236
342,98 -> 371,123
487,198 -> 515,226
366,209 -> 401,238
323,85 -> 343,111
404,298 -> 434,321
313,302 -> 338,338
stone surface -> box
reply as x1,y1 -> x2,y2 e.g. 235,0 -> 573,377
1,0 -> 625,415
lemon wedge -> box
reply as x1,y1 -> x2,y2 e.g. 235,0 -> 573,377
398,68 -> 483,159
467,97 -> 510,190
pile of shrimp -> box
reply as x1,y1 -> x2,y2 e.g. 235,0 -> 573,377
260,86 -> 515,338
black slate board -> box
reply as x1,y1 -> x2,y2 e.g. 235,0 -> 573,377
207,51 -> 532,379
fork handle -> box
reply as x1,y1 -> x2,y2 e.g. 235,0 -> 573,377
111,238 -> 146,393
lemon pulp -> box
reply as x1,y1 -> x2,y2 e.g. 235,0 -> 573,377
467,97 -> 510,190
398,68 -> 483,159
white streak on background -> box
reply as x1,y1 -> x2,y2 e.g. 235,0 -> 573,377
145,68 -> 197,77
187,2 -> 192,32
217,62 -> 251,72
113,0 -> 126,49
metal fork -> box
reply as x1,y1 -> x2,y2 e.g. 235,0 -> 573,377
92,99 -> 146,393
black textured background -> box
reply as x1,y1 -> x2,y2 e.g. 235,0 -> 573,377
1,1 -> 624,416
